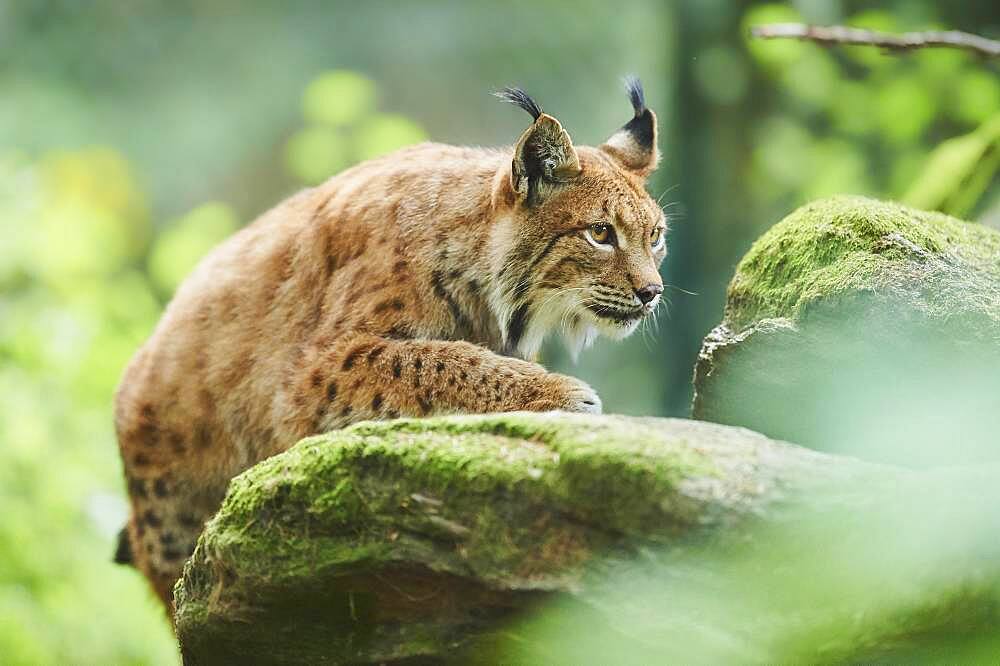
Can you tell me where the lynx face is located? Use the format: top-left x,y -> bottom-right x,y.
491,79 -> 666,358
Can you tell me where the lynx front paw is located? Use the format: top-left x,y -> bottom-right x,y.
561,376 -> 603,414
526,374 -> 602,414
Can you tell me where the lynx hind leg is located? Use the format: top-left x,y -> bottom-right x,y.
125,474 -> 211,610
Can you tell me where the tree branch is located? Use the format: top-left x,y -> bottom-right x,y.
750,23 -> 1000,58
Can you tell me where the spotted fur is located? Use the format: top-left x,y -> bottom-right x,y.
115,79 -> 666,613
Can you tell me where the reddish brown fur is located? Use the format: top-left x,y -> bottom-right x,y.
115,85 -> 666,613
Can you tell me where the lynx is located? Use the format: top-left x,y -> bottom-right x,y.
114,78 -> 667,610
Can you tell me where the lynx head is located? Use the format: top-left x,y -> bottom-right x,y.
490,77 -> 666,360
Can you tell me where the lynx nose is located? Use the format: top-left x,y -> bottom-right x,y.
635,284 -> 663,305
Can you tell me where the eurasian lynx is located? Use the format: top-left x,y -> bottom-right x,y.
115,78 -> 666,610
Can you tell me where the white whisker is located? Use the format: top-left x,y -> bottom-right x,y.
663,282 -> 698,296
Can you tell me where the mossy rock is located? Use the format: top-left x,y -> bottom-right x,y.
174,413 -> 1000,663
693,196 -> 1000,463
173,413 -> 846,663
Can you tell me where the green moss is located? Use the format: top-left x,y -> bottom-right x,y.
184,414 -> 721,589
213,413 -> 718,542
175,414 -> 809,661
725,195 -> 1000,332
179,411 -> 1000,663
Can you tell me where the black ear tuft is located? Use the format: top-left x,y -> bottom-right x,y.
623,75 -> 646,117
493,87 -> 542,121
600,76 -> 658,175
620,76 -> 654,149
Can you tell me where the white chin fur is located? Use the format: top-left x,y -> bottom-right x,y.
514,300 -> 640,361
592,315 -> 641,340
514,293 -> 578,360
510,291 -> 599,361
561,322 -> 598,362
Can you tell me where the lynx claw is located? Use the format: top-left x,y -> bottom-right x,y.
563,380 -> 602,414
539,374 -> 602,414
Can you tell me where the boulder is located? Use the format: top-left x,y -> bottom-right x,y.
173,413 -> 1000,663
692,196 -> 1000,463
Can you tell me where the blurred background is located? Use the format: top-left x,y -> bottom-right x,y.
1,0 -> 998,662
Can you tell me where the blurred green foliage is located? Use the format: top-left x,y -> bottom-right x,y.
741,4 -> 999,206
286,70 -> 427,184
904,113 -> 1000,218
148,202 -> 238,294
0,148 -> 177,661
499,470 -> 1000,663
0,64 -> 427,664
0,0 -> 997,662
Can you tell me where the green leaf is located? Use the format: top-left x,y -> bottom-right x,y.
903,114 -> 1000,218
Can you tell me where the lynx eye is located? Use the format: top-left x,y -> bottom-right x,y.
586,223 -> 615,247
650,227 -> 664,248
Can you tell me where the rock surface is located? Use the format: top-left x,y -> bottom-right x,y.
692,196 -> 1000,461
173,413 -> 854,663
173,413 -> 1000,663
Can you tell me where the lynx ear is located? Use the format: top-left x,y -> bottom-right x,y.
495,87 -> 581,205
600,76 -> 658,178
